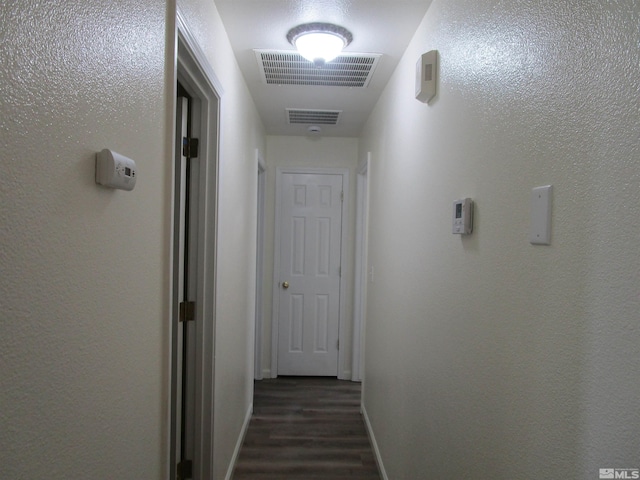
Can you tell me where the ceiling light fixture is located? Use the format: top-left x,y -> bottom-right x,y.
287,22 -> 353,68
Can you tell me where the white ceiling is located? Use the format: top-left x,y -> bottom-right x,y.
215,0 -> 433,137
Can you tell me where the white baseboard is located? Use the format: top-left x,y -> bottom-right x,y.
361,404 -> 389,480
224,402 -> 253,480
262,368 -> 272,378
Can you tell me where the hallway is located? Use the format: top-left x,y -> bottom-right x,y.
3,1 -> 639,477
232,377 -> 380,480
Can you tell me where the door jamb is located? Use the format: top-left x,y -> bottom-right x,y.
270,167 -> 350,379
352,153 -> 371,382
254,150 -> 266,380
169,8 -> 222,480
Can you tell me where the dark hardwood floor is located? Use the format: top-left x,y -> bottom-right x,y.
232,377 -> 381,480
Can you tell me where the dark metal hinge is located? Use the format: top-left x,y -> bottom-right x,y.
179,301 -> 195,322
177,459 -> 193,479
182,137 -> 199,158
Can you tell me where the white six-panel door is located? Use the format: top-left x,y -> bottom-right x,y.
277,173 -> 343,376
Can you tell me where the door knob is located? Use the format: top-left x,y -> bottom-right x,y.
282,281 -> 289,289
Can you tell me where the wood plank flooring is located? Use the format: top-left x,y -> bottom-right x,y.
232,377 -> 381,480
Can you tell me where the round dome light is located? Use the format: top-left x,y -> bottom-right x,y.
287,23 -> 353,67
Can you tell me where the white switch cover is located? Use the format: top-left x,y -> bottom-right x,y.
530,185 -> 552,245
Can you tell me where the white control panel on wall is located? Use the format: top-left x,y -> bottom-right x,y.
95,148 -> 137,191
530,185 -> 552,245
415,50 -> 438,103
452,198 -> 473,235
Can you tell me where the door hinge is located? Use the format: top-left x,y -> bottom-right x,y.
337,338 -> 340,350
340,190 -> 344,202
177,459 -> 193,479
179,301 -> 195,322
182,137 -> 199,158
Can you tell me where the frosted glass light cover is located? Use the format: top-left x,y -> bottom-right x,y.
295,33 -> 345,64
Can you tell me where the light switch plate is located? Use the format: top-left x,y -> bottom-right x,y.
530,185 -> 552,245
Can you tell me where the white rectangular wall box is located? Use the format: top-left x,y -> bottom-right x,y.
530,185 -> 552,245
415,50 -> 438,103
452,198 -> 473,234
95,149 -> 137,191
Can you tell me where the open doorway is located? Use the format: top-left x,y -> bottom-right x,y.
170,18 -> 222,480
172,83 -> 200,480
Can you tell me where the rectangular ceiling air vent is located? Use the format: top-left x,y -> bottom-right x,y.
286,108 -> 342,125
255,50 -> 381,87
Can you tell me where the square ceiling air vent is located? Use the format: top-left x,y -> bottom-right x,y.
286,108 -> 342,125
255,50 -> 381,87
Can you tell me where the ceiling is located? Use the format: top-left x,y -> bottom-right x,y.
215,0 -> 433,137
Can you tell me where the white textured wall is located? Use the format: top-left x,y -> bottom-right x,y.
360,0 -> 640,478
0,0 -> 168,478
0,0 -> 264,477
178,1 -> 265,478
263,136 -> 358,378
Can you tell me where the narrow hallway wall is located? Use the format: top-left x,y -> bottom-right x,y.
178,1 -> 266,477
359,0 -> 640,478
1,0 -> 168,477
0,0 -> 265,477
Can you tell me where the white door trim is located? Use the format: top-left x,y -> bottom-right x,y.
352,153 -> 371,383
176,7 -> 224,96
271,167 -> 350,379
254,149 -> 266,380
170,8 -> 221,480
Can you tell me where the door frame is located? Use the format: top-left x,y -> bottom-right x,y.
254,149 -> 266,380
169,8 -> 222,480
270,167 -> 350,379
352,153 -> 371,382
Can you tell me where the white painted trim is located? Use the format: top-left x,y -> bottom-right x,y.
337,168 -> 350,381
352,154 -> 370,382
270,166 -> 281,378
176,7 -> 224,97
224,403 -> 253,480
357,154 -> 370,176
257,149 -> 266,171
271,167 -> 350,379
165,8 -> 177,479
171,13 -> 222,480
254,149 -> 266,380
362,404 -> 389,480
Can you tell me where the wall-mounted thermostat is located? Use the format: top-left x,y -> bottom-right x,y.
95,148 -> 137,191
415,50 -> 438,103
452,198 -> 473,235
